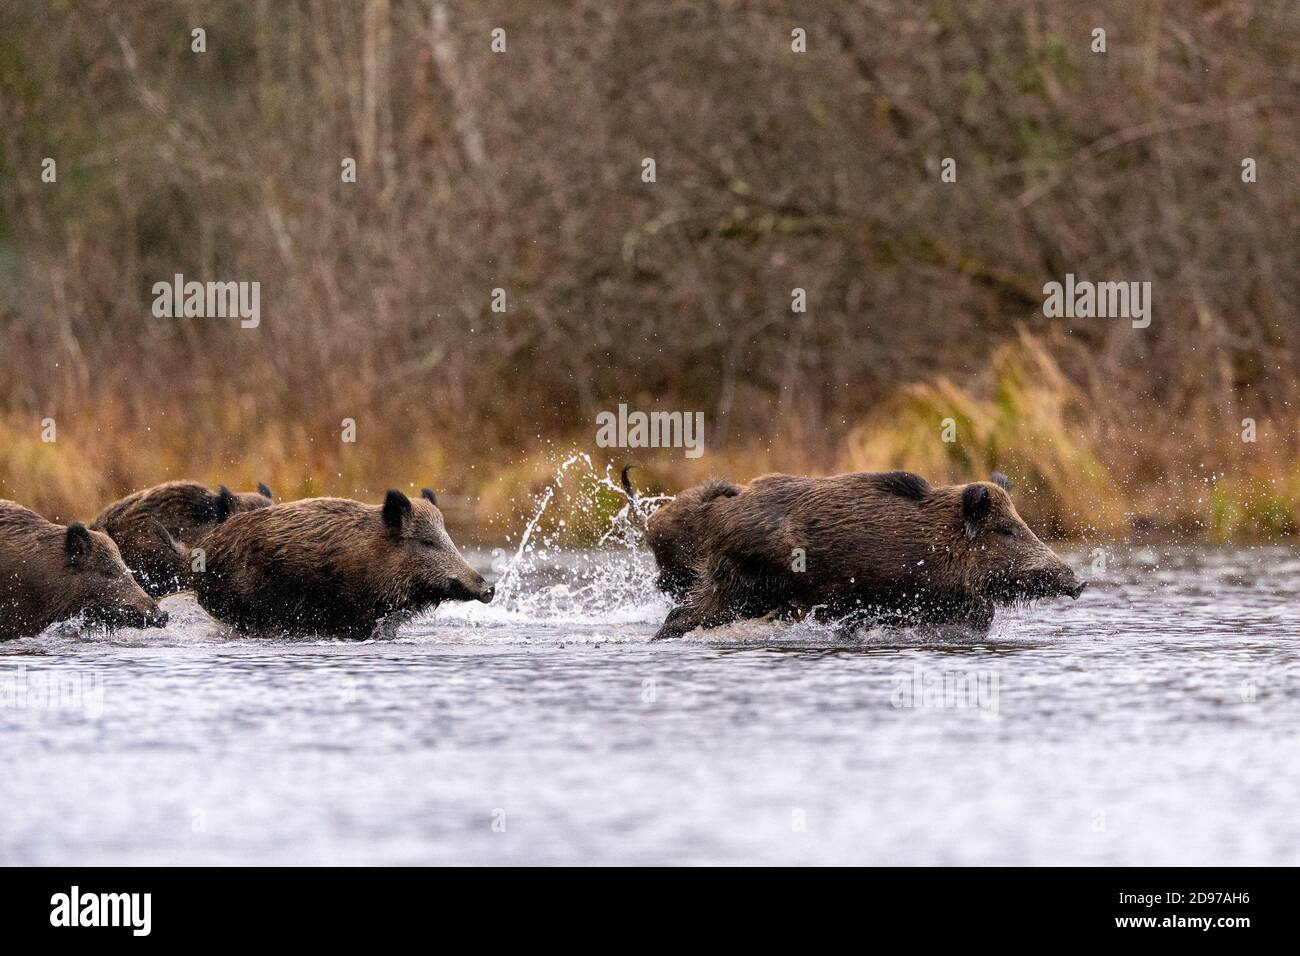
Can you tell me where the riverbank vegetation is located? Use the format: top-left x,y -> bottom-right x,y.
2,1 -> 1296,542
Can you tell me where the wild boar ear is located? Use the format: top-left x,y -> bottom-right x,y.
990,472 -> 1014,493
65,522 -> 94,564
257,482 -> 274,500
214,486 -> 237,522
382,490 -> 412,533
149,517 -> 182,552
961,484 -> 992,539
421,488 -> 437,506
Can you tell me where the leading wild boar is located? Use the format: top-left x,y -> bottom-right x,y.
92,480 -> 274,596
193,489 -> 494,638
0,500 -> 168,640
644,471 -> 1084,639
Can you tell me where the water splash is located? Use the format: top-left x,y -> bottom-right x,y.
436,454 -> 673,628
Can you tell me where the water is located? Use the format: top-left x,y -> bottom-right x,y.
2,474 -> 1298,863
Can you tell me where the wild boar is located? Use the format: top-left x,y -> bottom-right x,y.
92,481 -> 274,596
0,500 -> 168,640
193,489 -> 493,638
643,470 -> 1084,639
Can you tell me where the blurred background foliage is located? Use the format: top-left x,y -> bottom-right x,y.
0,0 -> 1296,542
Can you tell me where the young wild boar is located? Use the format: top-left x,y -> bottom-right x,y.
193,489 -> 494,638
0,500 -> 168,640
643,471 -> 1084,640
92,481 -> 274,596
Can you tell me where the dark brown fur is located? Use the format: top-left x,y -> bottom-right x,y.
643,477 -> 740,598
92,481 -> 273,596
646,471 -> 1084,639
193,490 -> 493,638
0,500 -> 167,640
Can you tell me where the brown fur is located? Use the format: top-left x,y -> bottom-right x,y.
92,481 -> 273,596
193,490 -> 493,638
0,500 -> 167,640
646,471 -> 1084,639
644,478 -> 740,597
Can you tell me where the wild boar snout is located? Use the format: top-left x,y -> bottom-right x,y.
1051,562 -> 1085,600
449,569 -> 493,603
92,591 -> 166,629
1013,548 -> 1086,600
119,590 -> 167,628
465,568 -> 495,603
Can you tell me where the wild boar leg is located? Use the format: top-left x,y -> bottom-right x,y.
653,604 -> 706,640
652,588 -> 739,640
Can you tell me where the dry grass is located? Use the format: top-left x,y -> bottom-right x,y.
4,335 -> 1297,544
0,397 -> 451,526
841,332 -> 1124,537
842,331 -> 1300,541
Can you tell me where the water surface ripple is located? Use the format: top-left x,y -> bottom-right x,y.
2,545 -> 1297,865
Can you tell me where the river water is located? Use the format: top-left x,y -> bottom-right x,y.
2,541 -> 1297,865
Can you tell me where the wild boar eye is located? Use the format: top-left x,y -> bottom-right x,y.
997,526 -> 1017,538
418,538 -> 437,548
